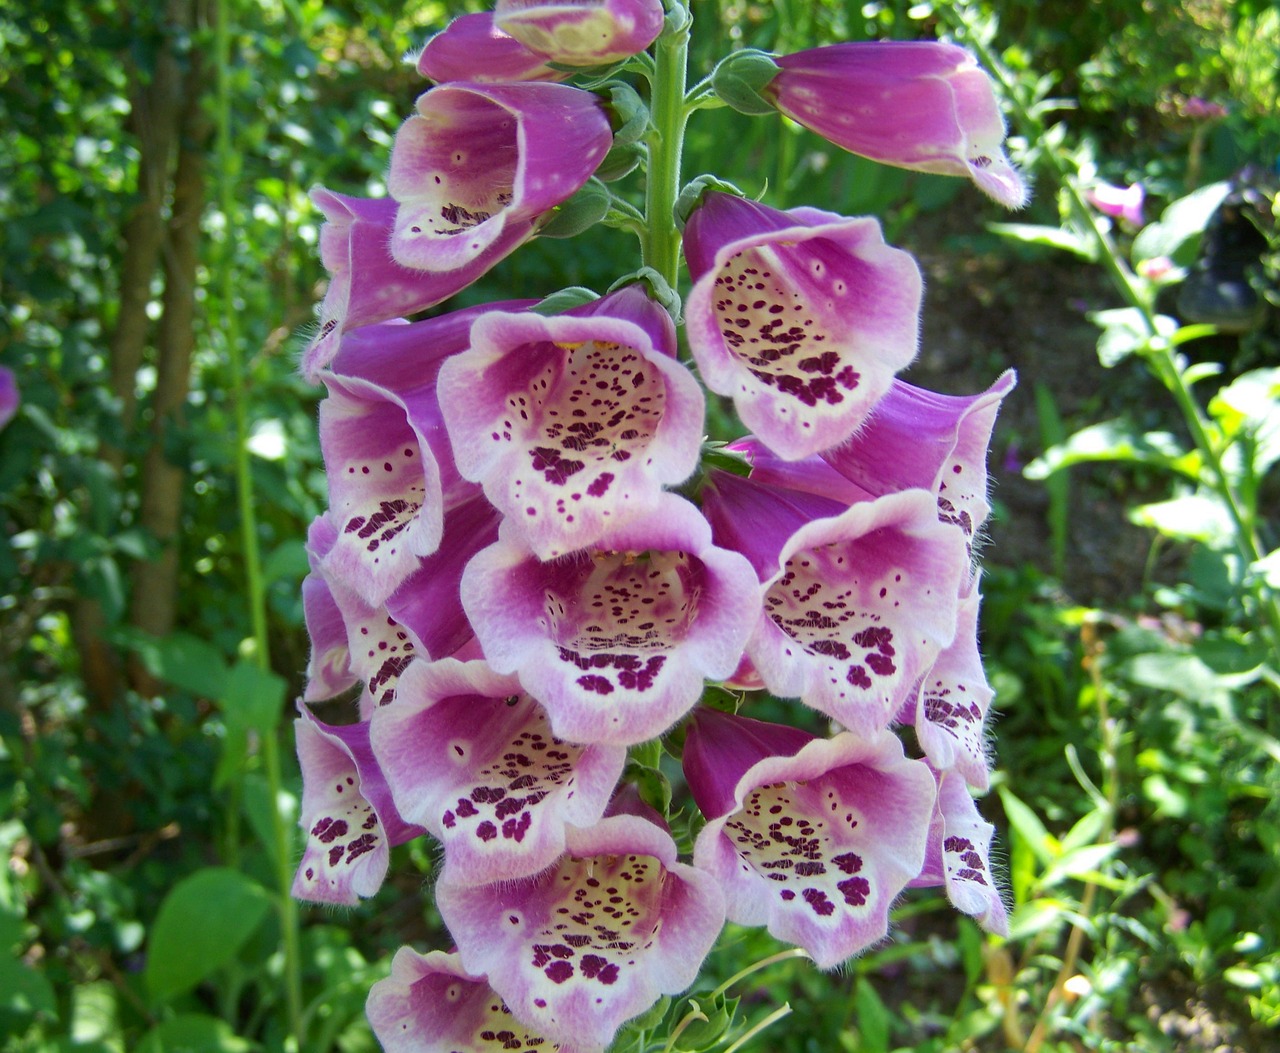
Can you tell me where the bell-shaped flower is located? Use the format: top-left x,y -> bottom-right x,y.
704,471 -> 967,736
435,801 -> 725,1050
461,493 -> 760,746
388,82 -> 611,273
683,192 -> 922,460
1086,181 -> 1145,227
371,658 -> 627,885
494,0 -> 665,66
292,707 -> 425,905
367,946 -> 600,1053
417,12 -> 570,84
764,42 -> 1028,208
739,370 -> 1015,558
0,365 -> 17,431
302,514 -> 358,704
684,708 -> 935,968
301,189 -> 536,381
909,579 -> 994,790
911,769 -> 1008,936
438,285 -> 704,558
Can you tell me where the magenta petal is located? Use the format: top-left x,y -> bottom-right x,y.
767,42 -> 1028,208
0,366 -> 18,431
821,371 -> 1016,553
748,489 -> 968,735
683,193 -> 922,459
367,947 -> 599,1053
417,12 -> 570,84
302,515 -> 357,702
688,725 -> 935,968
371,658 -> 626,885
461,494 -> 761,746
494,0 -> 665,65
438,288 -> 703,558
292,708 -> 424,905
388,83 -> 611,272
912,579 -> 994,790
300,189 -> 536,382
437,813 -> 725,1050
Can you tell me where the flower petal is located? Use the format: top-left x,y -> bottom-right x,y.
494,0 -> 665,66
461,494 -> 760,745
302,514 -> 358,703
372,658 -> 627,885
437,811 -> 725,1049
417,12 -> 570,84
388,83 -> 611,272
438,286 -> 703,558
683,193 -> 921,459
685,710 -> 935,968
292,708 -> 424,905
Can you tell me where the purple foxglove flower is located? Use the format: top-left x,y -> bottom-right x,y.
438,285 -> 704,558
302,514 -> 358,703
494,0 -> 665,66
764,42 -> 1028,208
684,709 -> 935,968
683,192 -> 922,460
911,770 -> 1008,936
0,366 -> 17,431
371,658 -> 627,885
704,472 -> 967,736
301,189 -> 536,381
417,12 -> 570,84
292,707 -> 425,905
388,82 -> 611,273
367,947 -> 601,1053
461,494 -> 760,746
1086,181 -> 1145,227
731,371 -> 1015,558
436,808 -> 725,1050
909,579 -> 994,790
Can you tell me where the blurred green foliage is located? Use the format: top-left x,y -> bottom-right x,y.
1,1 -> 1277,1051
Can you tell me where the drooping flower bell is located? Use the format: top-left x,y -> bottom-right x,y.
371,658 -> 627,885
367,947 -> 600,1053
388,82 -> 612,272
494,0 -> 665,67
435,792 -> 725,1050
683,708 -> 936,968
292,706 -> 425,905
1085,181 -> 1145,227
417,12 -> 570,84
461,493 -> 761,746
704,471 -> 967,736
683,192 -> 922,460
437,285 -> 705,558
300,190 -> 536,381
763,42 -> 1028,208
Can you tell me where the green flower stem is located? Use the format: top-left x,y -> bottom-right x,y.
215,0 -> 305,1045
943,4 -> 1280,648
643,8 -> 691,295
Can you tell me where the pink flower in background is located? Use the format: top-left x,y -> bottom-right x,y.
494,0 -> 665,66
684,708 -> 936,968
388,82 -> 611,272
0,366 -> 17,431
367,947 -> 601,1053
765,42 -> 1028,208
371,658 -> 627,885
438,285 -> 705,558
683,192 -> 922,460
417,12 -> 570,84
1086,181 -> 1145,227
292,707 -> 424,905
436,797 -> 725,1050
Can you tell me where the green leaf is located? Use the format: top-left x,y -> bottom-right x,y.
997,787 -> 1056,867
1129,492 -> 1234,546
1040,842 -> 1121,888
1208,367 -> 1280,479
853,977 -> 891,1053
1089,308 -> 1176,367
136,1013 -> 257,1053
1023,420 -> 1189,480
219,659 -> 287,738
145,868 -> 271,1005
1132,181 -> 1231,263
0,954 -> 58,1020
989,221 -> 1096,259
115,630 -> 231,699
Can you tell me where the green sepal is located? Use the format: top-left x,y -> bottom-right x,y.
532,287 -> 601,315
595,141 -> 645,182
606,82 -> 650,144
675,173 -> 746,228
607,266 -> 682,319
538,179 -> 611,239
711,48 -> 780,116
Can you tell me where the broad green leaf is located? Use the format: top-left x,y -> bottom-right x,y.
988,221 -> 1096,259
1208,367 -> 1280,478
1090,308 -> 1176,367
145,868 -> 271,1005
1129,492 -> 1234,546
219,659 -> 287,738
853,977 -> 891,1053
115,630 -> 230,699
1132,181 -> 1231,263
0,954 -> 57,1020
1023,420 -> 1188,480
997,787 -> 1057,867
1040,842 -> 1122,888
137,1013 -> 256,1053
